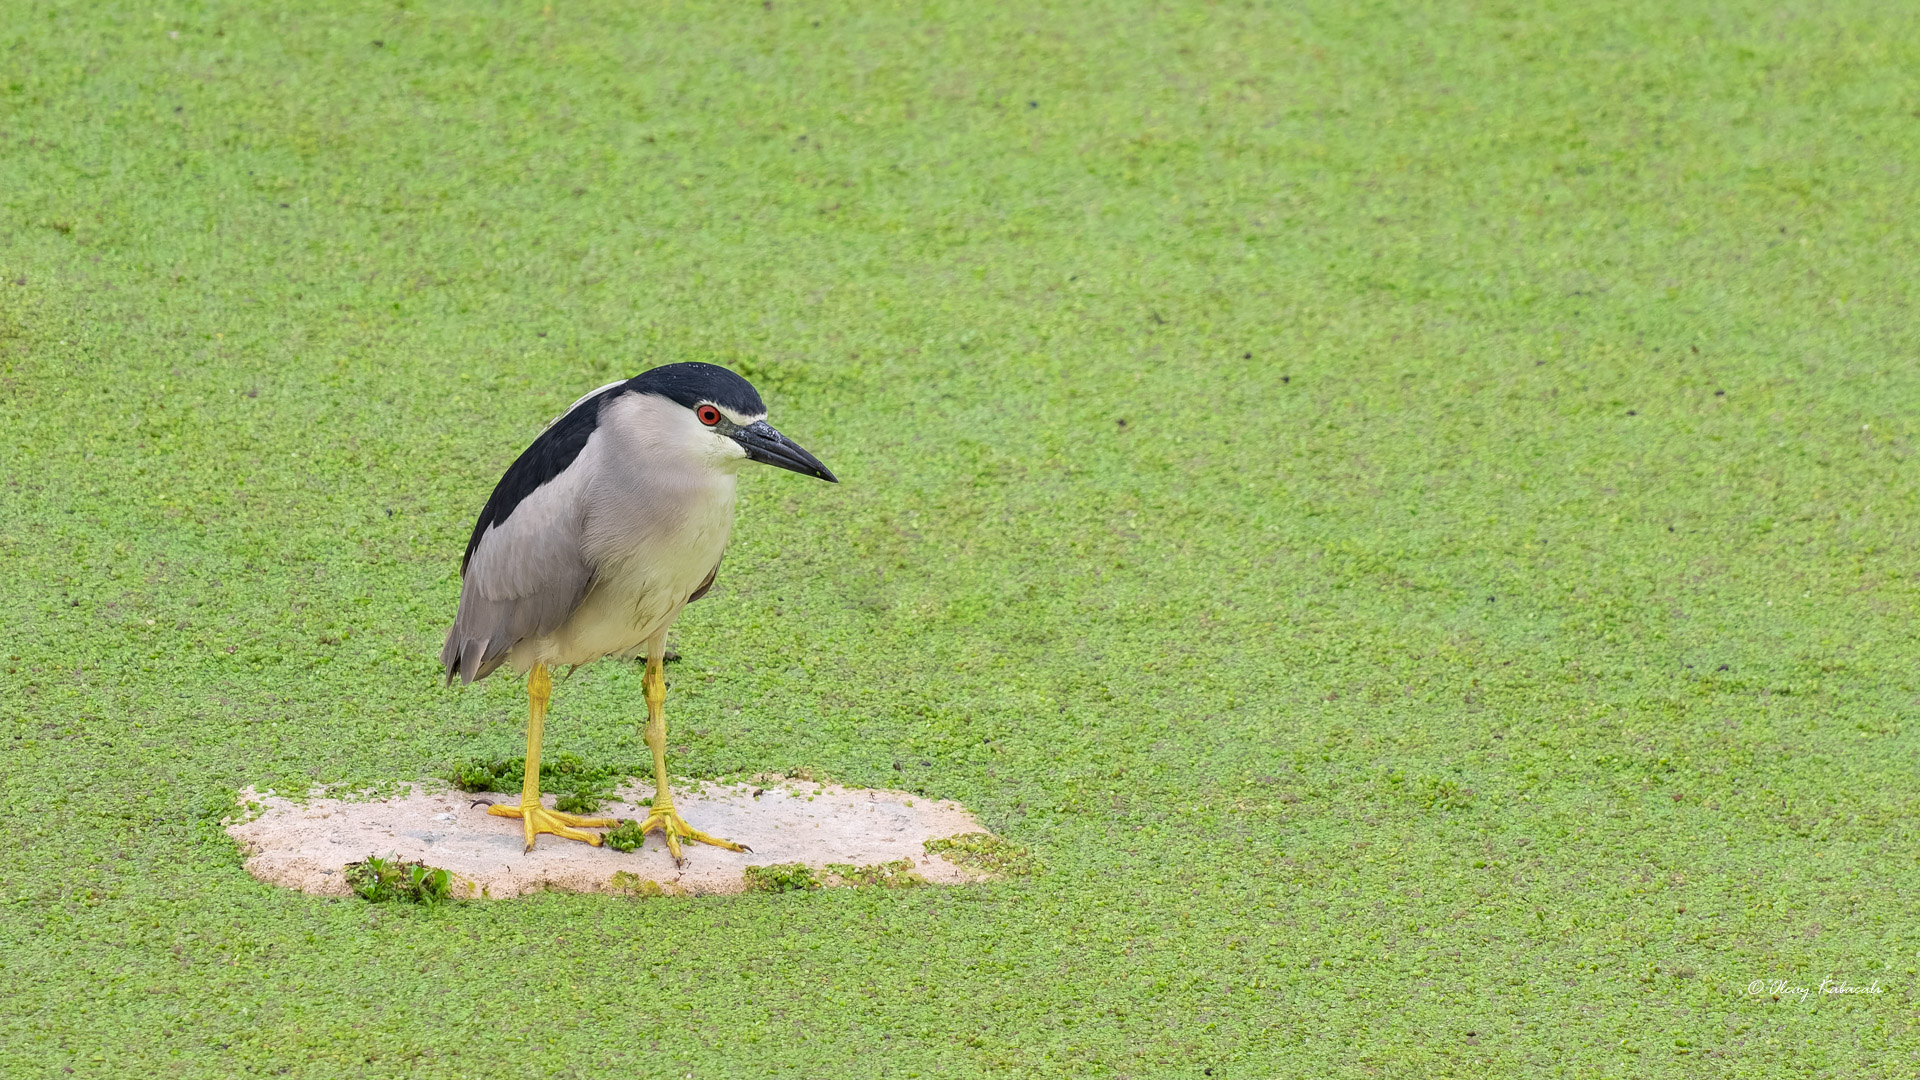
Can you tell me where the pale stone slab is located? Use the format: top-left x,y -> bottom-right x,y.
227,778 -> 991,899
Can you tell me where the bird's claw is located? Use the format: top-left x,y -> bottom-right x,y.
488,801 -> 617,852
636,801 -> 747,863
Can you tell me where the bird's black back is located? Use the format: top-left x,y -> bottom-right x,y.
461,384 -> 622,573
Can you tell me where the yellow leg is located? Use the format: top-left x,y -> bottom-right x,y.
635,652 -> 747,863
488,663 -> 616,851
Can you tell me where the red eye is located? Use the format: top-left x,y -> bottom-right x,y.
697,405 -> 721,426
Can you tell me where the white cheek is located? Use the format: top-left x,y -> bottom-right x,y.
707,433 -> 749,468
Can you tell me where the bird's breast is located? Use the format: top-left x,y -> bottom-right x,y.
584,471 -> 738,616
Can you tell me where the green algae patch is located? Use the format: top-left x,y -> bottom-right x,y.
741,863 -> 819,893
607,870 -> 666,898
5,0 -> 1919,1073
449,754 -> 630,814
923,833 -> 1041,878
823,860 -> 928,889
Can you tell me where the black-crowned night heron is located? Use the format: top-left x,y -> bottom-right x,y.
441,362 -> 835,859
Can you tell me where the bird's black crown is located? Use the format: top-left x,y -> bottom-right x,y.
626,362 -> 766,417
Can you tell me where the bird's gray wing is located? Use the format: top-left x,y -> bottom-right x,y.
441,477 -> 594,683
441,389 -> 621,684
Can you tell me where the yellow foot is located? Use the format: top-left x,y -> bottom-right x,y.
638,802 -> 748,864
488,801 -> 617,852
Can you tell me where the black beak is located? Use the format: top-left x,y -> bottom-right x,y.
733,420 -> 837,483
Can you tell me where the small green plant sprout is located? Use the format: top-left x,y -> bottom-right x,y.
604,819 -> 647,852
343,854 -> 456,906
742,862 -> 818,893
607,870 -> 665,898
923,833 -> 1040,877
823,859 -> 927,889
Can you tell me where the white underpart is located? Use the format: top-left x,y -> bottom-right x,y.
507,392 -> 749,672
